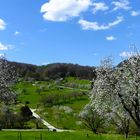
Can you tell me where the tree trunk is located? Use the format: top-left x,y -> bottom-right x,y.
125,132 -> 129,139
92,128 -> 98,134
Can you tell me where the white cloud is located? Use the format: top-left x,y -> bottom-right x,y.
0,18 -> 6,30
92,2 -> 109,14
120,50 -> 140,58
0,42 -> 14,51
42,62 -> 50,65
0,53 -> 5,57
40,0 -> 91,22
14,31 -> 20,35
131,10 -> 140,16
112,0 -> 131,11
120,51 -> 134,58
78,16 -> 124,31
0,42 -> 9,50
106,36 -> 116,41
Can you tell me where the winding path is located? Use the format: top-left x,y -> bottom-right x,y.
31,109 -> 72,132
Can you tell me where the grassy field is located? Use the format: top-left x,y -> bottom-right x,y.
15,77 -> 90,107
1,78 -> 139,139
14,77 -> 90,129
37,98 -> 89,129
0,131 -> 139,140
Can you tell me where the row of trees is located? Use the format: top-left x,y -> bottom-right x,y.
44,63 -> 95,80
41,92 -> 86,107
80,52 -> 140,138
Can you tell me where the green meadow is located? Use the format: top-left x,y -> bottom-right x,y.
14,77 -> 90,129
0,131 -> 139,140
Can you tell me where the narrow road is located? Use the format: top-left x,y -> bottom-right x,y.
57,86 -> 89,92
31,109 -> 72,132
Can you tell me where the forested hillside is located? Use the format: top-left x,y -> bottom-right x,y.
10,61 -> 95,80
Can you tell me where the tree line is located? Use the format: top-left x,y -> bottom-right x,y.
41,91 -> 87,107
10,62 -> 95,80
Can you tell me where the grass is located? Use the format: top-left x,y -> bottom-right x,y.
37,99 -> 89,130
63,77 -> 91,85
13,78 -> 90,130
15,79 -> 89,108
4,78 -> 139,139
62,77 -> 91,90
0,131 -> 139,140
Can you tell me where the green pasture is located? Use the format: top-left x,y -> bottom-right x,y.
0,131 -> 139,140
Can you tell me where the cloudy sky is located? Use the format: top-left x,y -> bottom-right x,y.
0,0 -> 140,66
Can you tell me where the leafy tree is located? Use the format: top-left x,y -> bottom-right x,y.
20,105 -> 32,120
79,105 -> 105,134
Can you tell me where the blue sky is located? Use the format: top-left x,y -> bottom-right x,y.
0,0 -> 140,66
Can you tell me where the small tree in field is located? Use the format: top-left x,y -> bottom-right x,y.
20,105 -> 32,121
79,104 -> 105,134
0,57 -> 17,104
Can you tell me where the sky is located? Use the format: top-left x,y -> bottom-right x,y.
0,0 -> 140,66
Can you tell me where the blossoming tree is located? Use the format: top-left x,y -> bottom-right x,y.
0,57 -> 17,104
84,54 -> 140,137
